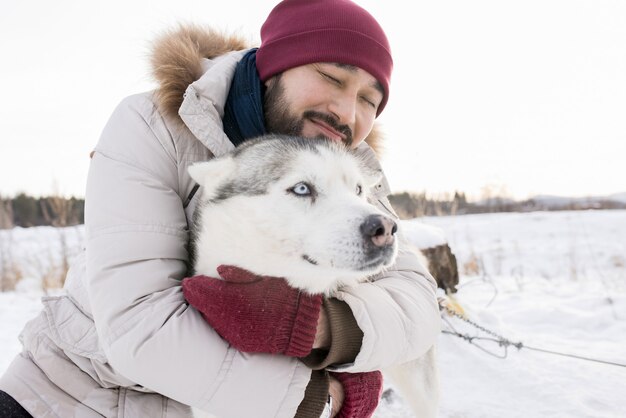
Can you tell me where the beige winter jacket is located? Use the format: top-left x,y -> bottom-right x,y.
0,26 -> 440,418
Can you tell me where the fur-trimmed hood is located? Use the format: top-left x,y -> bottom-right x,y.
150,25 -> 384,155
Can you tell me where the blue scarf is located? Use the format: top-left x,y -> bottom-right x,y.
222,49 -> 267,147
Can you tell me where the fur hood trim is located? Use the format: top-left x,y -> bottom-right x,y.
150,24 -> 384,156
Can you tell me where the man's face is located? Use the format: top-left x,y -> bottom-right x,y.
263,63 -> 384,148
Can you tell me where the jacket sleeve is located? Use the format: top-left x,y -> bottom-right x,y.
85,94 -> 310,418
330,226 -> 441,372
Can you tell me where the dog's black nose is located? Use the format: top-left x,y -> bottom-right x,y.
360,214 -> 397,247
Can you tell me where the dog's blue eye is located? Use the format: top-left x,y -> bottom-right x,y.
291,182 -> 311,196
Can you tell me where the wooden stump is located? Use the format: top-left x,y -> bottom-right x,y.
421,243 -> 459,293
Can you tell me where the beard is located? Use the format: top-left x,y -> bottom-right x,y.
263,75 -> 353,147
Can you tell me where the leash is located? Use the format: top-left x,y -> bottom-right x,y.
438,298 -> 626,368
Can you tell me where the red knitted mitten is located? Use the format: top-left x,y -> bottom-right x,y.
330,371 -> 383,418
182,265 -> 322,357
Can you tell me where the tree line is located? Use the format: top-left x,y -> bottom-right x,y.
2,191 -> 624,228
2,191 -> 463,228
388,191 -> 626,219
388,190 -> 526,218
0,194 -> 84,229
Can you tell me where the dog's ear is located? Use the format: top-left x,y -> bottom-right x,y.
352,143 -> 385,190
188,157 -> 236,191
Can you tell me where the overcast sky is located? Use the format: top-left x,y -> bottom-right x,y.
1,0 -> 625,200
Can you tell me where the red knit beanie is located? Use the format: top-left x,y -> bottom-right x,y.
256,0 -> 393,116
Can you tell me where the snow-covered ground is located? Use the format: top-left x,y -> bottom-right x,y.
1,210 -> 625,417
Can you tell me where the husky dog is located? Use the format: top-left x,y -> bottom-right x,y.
188,135 -> 438,417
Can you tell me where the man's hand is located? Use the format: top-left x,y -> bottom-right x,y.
328,375 -> 345,417
313,305 -> 331,349
182,265 -> 323,357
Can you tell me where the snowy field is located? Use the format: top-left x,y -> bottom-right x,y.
1,210 -> 625,417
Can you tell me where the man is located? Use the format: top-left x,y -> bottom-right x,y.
0,1 -> 440,417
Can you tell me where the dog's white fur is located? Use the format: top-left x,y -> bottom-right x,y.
189,136 -> 438,417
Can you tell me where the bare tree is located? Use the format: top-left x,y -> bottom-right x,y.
40,190 -> 72,289
0,197 -> 14,229
0,230 -> 22,291
0,197 -> 18,291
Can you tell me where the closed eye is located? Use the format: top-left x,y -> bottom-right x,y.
360,95 -> 376,109
320,71 -> 342,86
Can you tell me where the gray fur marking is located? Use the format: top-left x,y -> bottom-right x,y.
209,135 -> 335,203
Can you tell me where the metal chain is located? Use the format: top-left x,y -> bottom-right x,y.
440,303 -> 523,349
439,300 -> 626,368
